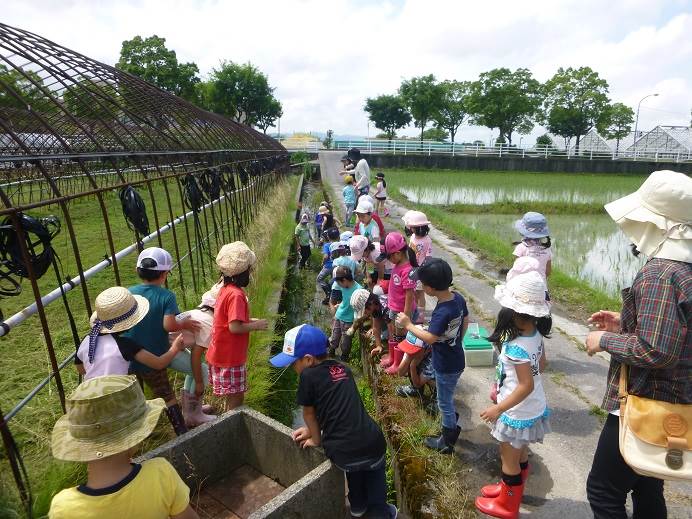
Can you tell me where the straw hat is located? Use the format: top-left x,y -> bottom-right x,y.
89,287 -> 149,334
494,271 -> 550,317
604,170 -> 691,262
216,241 -> 257,277
51,375 -> 165,462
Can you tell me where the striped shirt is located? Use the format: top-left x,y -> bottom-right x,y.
599,258 -> 692,411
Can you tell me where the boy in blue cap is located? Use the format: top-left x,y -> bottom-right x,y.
270,325 -> 396,519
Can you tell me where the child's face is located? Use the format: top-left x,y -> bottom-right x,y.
357,213 -> 371,224
388,249 -> 405,264
293,355 -> 316,374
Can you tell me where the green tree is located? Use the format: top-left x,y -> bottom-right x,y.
363,94 -> 411,140
116,35 -> 200,102
422,127 -> 449,141
542,66 -> 611,154
0,64 -> 51,111
206,61 -> 275,125
255,95 -> 283,134
597,102 -> 634,154
536,133 -> 553,148
322,129 -> 334,149
398,75 -> 444,141
433,80 -> 471,143
467,68 -> 542,145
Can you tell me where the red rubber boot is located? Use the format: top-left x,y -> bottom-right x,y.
384,345 -> 403,375
379,353 -> 392,368
481,464 -> 529,498
475,480 -> 523,519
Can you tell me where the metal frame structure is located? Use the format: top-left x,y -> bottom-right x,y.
0,22 -> 287,515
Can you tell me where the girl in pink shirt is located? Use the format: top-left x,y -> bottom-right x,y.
512,212 -> 552,282
404,211 -> 433,322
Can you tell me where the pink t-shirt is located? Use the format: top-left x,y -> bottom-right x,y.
409,235 -> 432,267
513,240 -> 552,280
388,262 -> 417,312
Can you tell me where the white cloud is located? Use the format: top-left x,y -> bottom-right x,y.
2,0 -> 690,143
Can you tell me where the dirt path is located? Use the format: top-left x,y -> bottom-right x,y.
319,151 -> 691,519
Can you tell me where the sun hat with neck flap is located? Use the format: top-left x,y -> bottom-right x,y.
604,170 -> 691,263
216,241 -> 257,277
51,375 -> 166,462
494,270 -> 550,317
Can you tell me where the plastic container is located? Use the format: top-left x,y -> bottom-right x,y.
463,325 -> 495,367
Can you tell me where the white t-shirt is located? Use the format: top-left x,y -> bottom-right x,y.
76,334 -> 142,380
496,331 -> 547,426
353,159 -> 371,189
176,308 -> 214,348
513,240 -> 552,281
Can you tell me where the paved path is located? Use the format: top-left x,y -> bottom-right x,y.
318,151 -> 691,518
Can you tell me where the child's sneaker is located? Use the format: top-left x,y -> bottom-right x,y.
395,384 -> 423,398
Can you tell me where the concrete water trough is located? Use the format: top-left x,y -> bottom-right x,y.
137,407 -> 345,518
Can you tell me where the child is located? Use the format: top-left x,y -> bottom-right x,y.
270,325 -> 396,519
294,213 -> 315,269
75,286 -> 187,380
207,242 -> 268,411
354,195 -> 386,240
318,228 -> 341,304
396,258 -> 468,454
381,232 -> 418,375
49,375 -> 198,519
328,266 -> 362,362
125,247 -> 200,436
513,212 -> 552,281
475,270 -> 551,519
172,283 -> 221,428
405,211 -> 433,321
394,327 -> 436,402
339,230 -> 353,244
354,201 -> 381,245
374,172 -> 388,216
349,288 -> 386,356
343,175 -> 357,227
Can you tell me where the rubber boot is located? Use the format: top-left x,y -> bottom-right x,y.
481,464 -> 529,498
183,390 -> 216,428
202,403 -> 215,414
475,480 -> 523,519
379,353 -> 392,368
165,404 -> 188,436
384,345 -> 403,375
424,425 -> 460,454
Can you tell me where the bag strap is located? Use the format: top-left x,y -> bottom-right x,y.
618,363 -> 629,418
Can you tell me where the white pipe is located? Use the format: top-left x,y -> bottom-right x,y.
0,178 -> 259,338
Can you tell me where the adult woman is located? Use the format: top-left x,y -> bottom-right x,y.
584,170 -> 691,519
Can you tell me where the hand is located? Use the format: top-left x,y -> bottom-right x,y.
586,331 -> 605,356
301,437 -> 319,449
587,311 -> 621,333
364,329 -> 374,339
172,335 -> 187,352
251,318 -> 269,331
291,426 -> 311,444
370,345 -> 383,358
480,404 -> 502,423
395,312 -> 411,329
183,319 -> 201,333
194,383 -> 204,398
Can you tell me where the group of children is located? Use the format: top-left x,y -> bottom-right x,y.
49,167 -> 556,519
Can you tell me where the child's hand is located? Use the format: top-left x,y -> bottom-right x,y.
395,312 -> 411,329
370,345 -> 383,358
172,334 -> 188,352
251,318 -> 269,331
183,319 -> 201,333
301,437 -> 319,449
480,404 -> 502,424
292,426 -> 311,444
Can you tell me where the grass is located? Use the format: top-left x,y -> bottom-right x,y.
0,175 -> 299,517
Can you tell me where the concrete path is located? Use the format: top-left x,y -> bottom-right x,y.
318,151 -> 691,519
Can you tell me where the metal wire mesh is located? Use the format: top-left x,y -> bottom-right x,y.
0,22 -> 289,515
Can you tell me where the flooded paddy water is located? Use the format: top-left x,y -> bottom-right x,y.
391,170 -> 648,298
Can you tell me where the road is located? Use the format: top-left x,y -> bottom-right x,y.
318,150 -> 691,519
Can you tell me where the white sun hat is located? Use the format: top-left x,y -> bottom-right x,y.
349,235 -> 369,261
354,200 -> 374,214
604,170 -> 691,262
494,271 -> 550,317
350,288 -> 372,319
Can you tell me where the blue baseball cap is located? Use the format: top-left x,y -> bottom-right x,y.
269,325 -> 328,367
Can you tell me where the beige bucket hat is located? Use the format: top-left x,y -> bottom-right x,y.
604,170 -> 691,262
494,271 -> 550,317
216,241 -> 257,277
51,375 -> 165,462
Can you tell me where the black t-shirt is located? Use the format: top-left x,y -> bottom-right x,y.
296,360 -> 385,466
74,333 -> 143,365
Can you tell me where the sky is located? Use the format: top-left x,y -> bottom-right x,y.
2,0 -> 691,144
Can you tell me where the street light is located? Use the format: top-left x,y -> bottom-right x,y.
633,93 -> 659,158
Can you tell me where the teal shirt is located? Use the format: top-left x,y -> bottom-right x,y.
124,284 -> 179,373
335,281 -> 362,323
331,256 -> 359,290
294,223 -> 311,246
343,185 -> 357,206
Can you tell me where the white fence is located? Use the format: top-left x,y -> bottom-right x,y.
330,139 -> 692,163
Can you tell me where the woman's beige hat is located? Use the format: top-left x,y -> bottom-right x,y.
51,375 -> 165,462
216,241 -> 257,277
604,170 -> 691,262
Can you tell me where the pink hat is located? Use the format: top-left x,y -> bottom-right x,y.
349,235 -> 369,261
506,257 -> 541,281
384,232 -> 407,253
407,211 -> 430,227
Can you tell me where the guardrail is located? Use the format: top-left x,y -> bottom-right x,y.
332,139 -> 692,163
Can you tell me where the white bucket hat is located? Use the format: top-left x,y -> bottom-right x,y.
407,211 -> 431,227
349,235 -> 369,261
350,288 -> 372,319
604,170 -> 691,262
354,200 -> 374,214
216,241 -> 257,277
494,271 -> 550,317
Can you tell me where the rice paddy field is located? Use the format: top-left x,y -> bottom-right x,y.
384,168 -> 650,313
